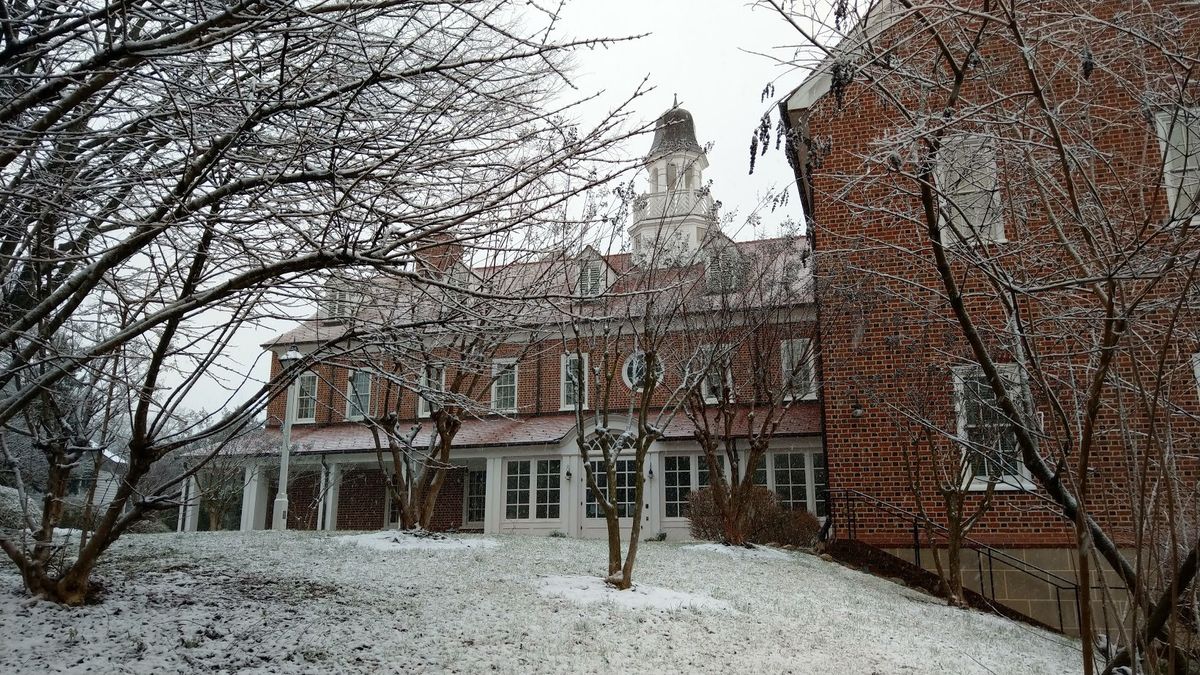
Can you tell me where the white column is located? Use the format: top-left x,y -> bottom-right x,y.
181,475 -> 200,532
323,462 -> 341,531
240,464 -> 269,531
483,456 -> 503,535
562,455 -> 581,538
315,461 -> 328,530
645,448 -> 662,537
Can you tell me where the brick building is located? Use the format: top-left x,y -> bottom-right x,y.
197,106 -> 823,540
780,0 -> 1200,631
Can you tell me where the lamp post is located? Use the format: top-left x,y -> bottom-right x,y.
273,344 -> 303,531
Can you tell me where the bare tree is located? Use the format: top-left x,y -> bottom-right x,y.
0,0 -> 641,604
768,0 -> 1200,670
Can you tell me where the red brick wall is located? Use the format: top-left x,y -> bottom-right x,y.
336,468 -> 387,530
428,467 -> 465,531
263,471 -> 322,531
794,0 -> 1200,548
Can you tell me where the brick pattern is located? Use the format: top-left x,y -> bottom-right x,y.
795,1 -> 1200,548
336,468 -> 387,530
428,467 -> 465,531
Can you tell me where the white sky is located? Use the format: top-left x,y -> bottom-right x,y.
176,1 -> 809,417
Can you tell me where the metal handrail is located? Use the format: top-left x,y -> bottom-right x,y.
827,487 -> 1122,634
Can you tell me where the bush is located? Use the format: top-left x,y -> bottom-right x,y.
126,517 -> 172,534
688,486 -> 821,548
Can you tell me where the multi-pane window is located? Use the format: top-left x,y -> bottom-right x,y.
505,459 -> 560,520
781,338 -> 816,400
418,364 -> 445,418
586,459 -> 636,518
346,370 -> 371,420
465,469 -> 486,524
664,456 -> 692,518
813,453 -> 827,518
1157,107 -> 1200,224
706,250 -> 741,293
505,461 -> 530,519
697,455 -> 725,487
936,134 -> 1004,244
295,372 -> 318,422
773,452 -> 809,511
954,365 -> 1024,483
492,360 -> 518,413
578,261 -> 604,297
560,353 -> 589,410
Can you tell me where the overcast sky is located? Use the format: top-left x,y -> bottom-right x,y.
175,1 -> 810,417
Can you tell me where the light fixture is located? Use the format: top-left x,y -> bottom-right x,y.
565,469 -> 573,481
648,466 -> 655,480
851,402 -> 864,418
279,343 -> 302,369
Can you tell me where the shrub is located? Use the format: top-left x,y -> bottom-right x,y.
688,486 -> 821,548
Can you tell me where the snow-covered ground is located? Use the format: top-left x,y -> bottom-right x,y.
0,531 -> 1083,674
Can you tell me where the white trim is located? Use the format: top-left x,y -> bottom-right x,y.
935,133 -> 1006,246
294,371 -> 318,423
559,352 -> 589,411
577,260 -> 604,297
345,369 -> 371,421
781,338 -> 817,401
621,351 -> 663,390
951,364 -> 1033,492
491,358 -> 518,414
698,344 -> 733,404
417,364 -> 445,418
1155,107 -> 1200,228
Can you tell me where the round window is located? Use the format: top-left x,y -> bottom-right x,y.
622,351 -> 664,390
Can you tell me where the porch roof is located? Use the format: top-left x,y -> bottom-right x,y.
255,403 -> 821,457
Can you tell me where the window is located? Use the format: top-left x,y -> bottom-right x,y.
649,167 -> 659,192
706,249 -> 741,293
1157,107 -> 1200,225
321,288 -> 353,324
698,345 -> 732,403
622,351 -> 664,390
295,371 -> 318,422
664,456 -> 692,518
586,459 -> 637,518
504,459 -> 561,520
953,365 -> 1026,487
560,353 -> 589,410
936,134 -> 1004,244
465,469 -> 486,525
781,338 -> 816,400
346,370 -> 371,421
491,360 -> 518,413
697,455 -> 725,487
773,452 -> 809,511
417,364 -> 445,418
667,163 -> 677,189
813,453 -> 827,518
577,261 -> 604,297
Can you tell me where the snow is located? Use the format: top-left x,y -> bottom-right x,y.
0,531 -> 1084,673
336,530 -> 499,551
684,542 -> 794,561
539,574 -> 732,611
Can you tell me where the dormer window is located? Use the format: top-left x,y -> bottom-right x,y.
321,287 -> 353,325
706,249 -> 741,293
578,260 -> 604,297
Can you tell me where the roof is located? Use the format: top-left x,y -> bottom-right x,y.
252,403 -> 821,457
648,106 -> 704,158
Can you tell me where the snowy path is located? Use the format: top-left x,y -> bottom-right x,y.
0,531 -> 1082,674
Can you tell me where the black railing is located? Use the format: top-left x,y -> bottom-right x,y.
826,488 -> 1122,635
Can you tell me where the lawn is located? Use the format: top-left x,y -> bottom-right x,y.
0,530 -> 1083,674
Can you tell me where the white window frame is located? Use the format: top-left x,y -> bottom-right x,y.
671,450 -> 827,519
294,371 -> 318,423
585,458 -> 637,519
1155,107 -> 1200,227
321,288 -> 353,323
781,338 -> 817,401
504,459 -> 561,521
560,352 -> 589,411
952,364 -> 1033,492
662,455 -> 693,519
463,467 -> 486,527
417,364 -> 445,418
491,359 -> 518,414
935,133 -> 1005,246
698,344 -> 733,403
577,260 -> 604,297
345,369 -> 371,421
622,351 -> 664,391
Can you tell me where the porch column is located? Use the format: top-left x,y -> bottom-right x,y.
562,454 -> 581,538
483,456 -> 502,535
644,448 -> 662,538
178,475 -> 200,532
323,462 -> 341,531
315,460 -> 328,530
240,463 -> 269,531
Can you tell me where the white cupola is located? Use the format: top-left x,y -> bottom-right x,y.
630,101 -> 717,264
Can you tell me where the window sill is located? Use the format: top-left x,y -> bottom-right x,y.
294,419 -> 316,425
559,405 -> 589,413
964,476 -> 1035,492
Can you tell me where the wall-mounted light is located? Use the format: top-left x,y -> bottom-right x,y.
851,402 -> 865,418
565,469 -> 573,481
648,466 -> 655,480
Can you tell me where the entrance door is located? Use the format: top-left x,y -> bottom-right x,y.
579,459 -> 642,538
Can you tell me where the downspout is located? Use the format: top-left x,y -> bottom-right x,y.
778,99 -> 834,541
